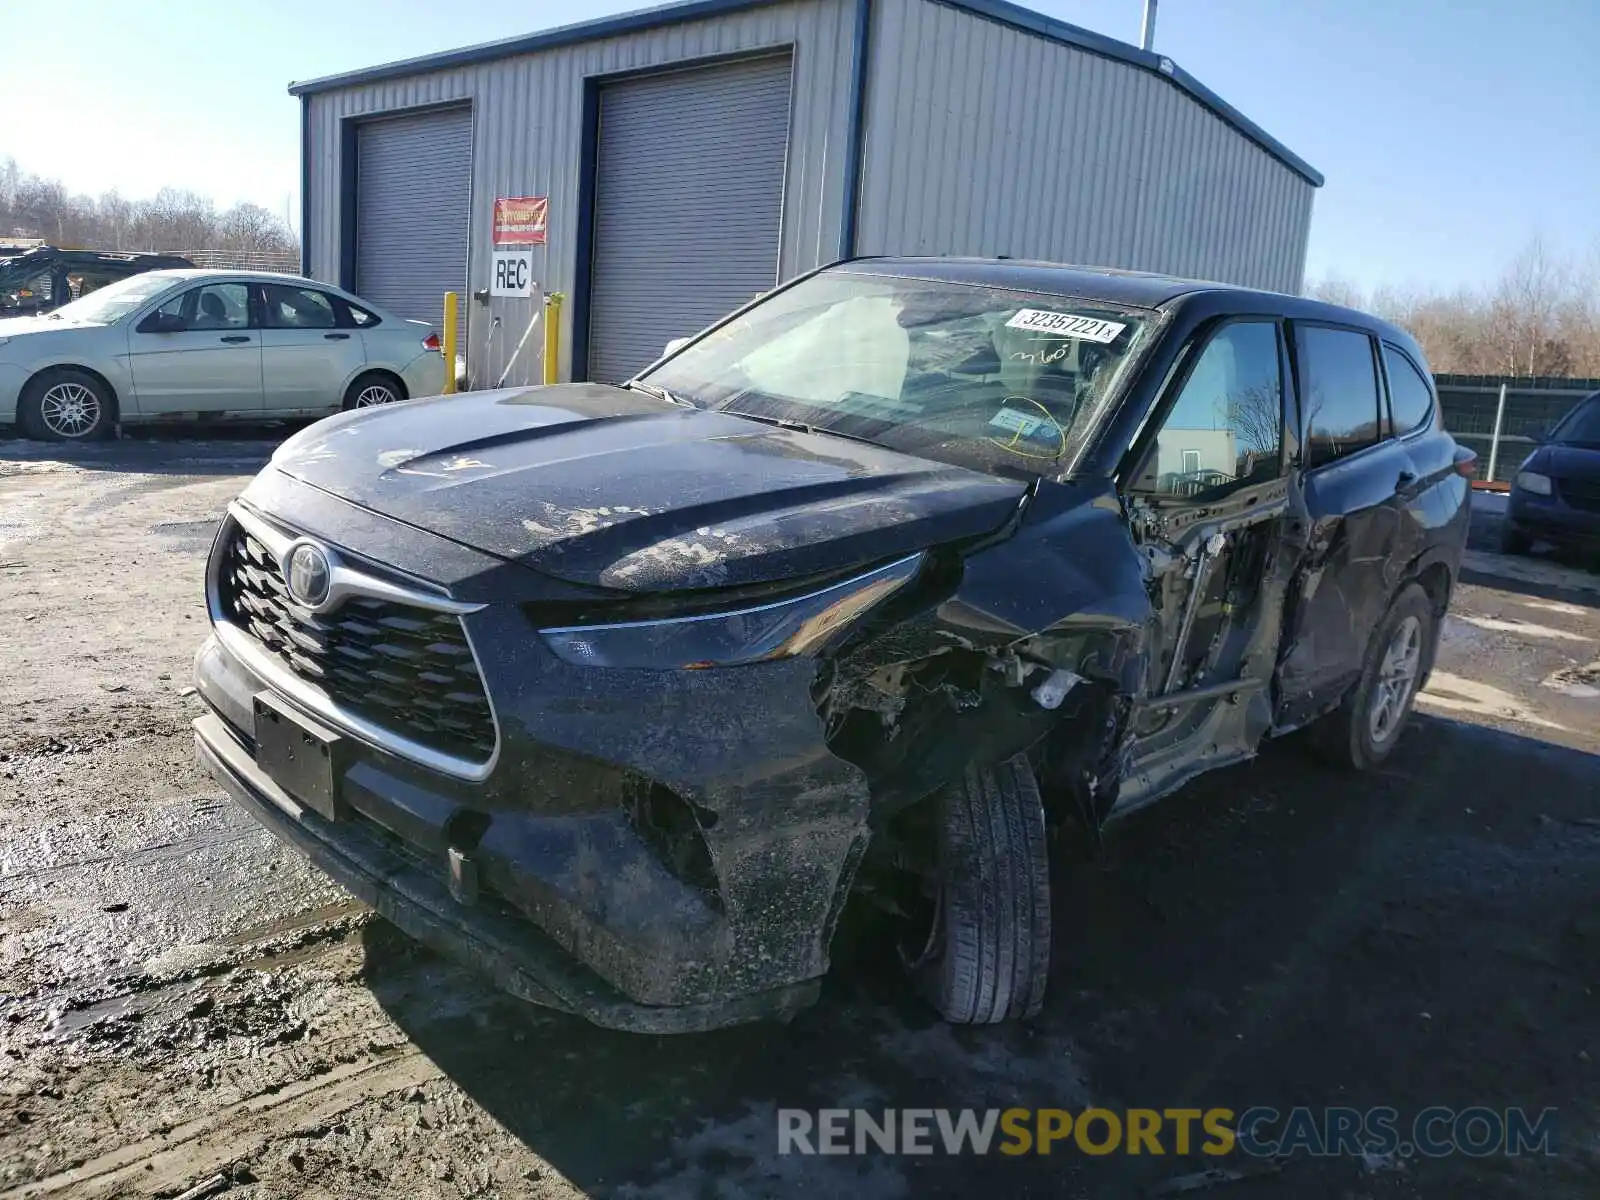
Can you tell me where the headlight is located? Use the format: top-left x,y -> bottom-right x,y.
1516,470 -> 1553,496
540,553 -> 923,669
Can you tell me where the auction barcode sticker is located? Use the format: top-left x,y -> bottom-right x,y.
989,407 -> 1047,437
1005,309 -> 1127,343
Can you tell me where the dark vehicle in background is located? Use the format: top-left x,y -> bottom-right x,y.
1503,389 -> 1600,556
193,258 -> 1475,1032
0,246 -> 195,317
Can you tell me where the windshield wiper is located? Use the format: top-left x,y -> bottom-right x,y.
627,380 -> 693,408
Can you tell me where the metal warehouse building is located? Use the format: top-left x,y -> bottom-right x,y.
290,0 -> 1322,389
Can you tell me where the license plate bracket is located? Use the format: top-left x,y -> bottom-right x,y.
253,693 -> 347,821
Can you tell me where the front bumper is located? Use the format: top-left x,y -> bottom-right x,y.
194,711 -> 818,1032
193,484 -> 875,1029
1507,492 -> 1600,549
0,361 -> 26,424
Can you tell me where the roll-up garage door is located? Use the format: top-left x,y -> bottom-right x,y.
355,106 -> 472,329
586,55 -> 792,384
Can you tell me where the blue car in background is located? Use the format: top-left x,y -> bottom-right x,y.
1504,390 -> 1600,557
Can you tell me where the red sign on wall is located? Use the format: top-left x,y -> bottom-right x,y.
493,196 -> 548,246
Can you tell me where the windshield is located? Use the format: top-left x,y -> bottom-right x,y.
1551,393 -> 1600,448
41,272 -> 178,324
640,270 -> 1152,478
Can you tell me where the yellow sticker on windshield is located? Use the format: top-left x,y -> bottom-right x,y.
1005,309 -> 1126,343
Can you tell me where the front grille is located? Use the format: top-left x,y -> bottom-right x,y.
218,523 -> 495,764
1558,479 -> 1600,514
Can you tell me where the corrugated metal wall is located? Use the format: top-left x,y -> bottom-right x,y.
302,0 -> 857,387
856,0 -> 1315,294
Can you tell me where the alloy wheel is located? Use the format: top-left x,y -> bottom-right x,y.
354,383 -> 398,408
40,382 -> 101,438
1368,614 -> 1423,746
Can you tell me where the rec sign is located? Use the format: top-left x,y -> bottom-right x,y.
491,250 -> 534,297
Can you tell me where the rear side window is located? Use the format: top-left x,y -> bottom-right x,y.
343,301 -> 380,327
1296,326 -> 1383,469
1382,346 -> 1434,436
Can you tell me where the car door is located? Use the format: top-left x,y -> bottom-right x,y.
256,283 -> 366,414
1273,323 -> 1425,729
126,282 -> 264,416
1117,317 -> 1301,809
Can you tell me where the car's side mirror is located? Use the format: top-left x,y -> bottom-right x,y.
663,336 -> 691,358
137,311 -> 186,334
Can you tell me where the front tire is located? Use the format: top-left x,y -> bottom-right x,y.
1499,522 -> 1532,556
1314,583 -> 1434,771
20,369 -> 114,441
342,372 -> 405,411
913,754 -> 1052,1024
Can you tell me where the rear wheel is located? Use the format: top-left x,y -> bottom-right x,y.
20,368 -> 114,441
1314,583 -> 1434,771
342,371 -> 405,411
908,754 -> 1052,1024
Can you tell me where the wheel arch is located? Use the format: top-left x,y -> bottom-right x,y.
343,367 -> 408,406
1400,549 -> 1456,685
22,363 -> 122,424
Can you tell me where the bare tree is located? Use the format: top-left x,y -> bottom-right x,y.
1305,235 -> 1600,380
1305,274 -> 1367,309
218,202 -> 286,254
0,159 -> 296,261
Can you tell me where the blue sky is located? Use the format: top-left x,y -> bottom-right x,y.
8,0 -> 1597,291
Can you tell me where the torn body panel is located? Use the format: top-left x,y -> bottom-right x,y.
1116,475 -> 1300,814
815,479 -> 1150,830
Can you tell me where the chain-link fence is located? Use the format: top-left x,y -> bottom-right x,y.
172,248 -> 301,273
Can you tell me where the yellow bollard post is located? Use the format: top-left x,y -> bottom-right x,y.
542,292 -> 564,386
441,291 -> 459,395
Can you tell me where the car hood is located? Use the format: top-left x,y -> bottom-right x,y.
1532,442 -> 1600,481
268,385 -> 1030,592
0,314 -> 100,340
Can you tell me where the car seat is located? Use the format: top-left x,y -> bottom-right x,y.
192,291 -> 229,330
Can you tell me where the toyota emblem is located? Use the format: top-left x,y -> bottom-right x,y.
284,541 -> 333,609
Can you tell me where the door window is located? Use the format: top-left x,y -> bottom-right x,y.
1382,345 -> 1434,436
261,284 -> 338,330
1297,326 -> 1383,468
1130,320 -> 1284,499
149,283 -> 251,331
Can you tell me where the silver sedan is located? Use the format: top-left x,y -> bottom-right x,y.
0,270 -> 446,440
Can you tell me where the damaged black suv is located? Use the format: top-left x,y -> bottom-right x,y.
194,259 -> 1473,1032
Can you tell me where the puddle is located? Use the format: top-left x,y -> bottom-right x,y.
50,976 -> 203,1035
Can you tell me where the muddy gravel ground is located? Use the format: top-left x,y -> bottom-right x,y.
1,431 -> 1597,1200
